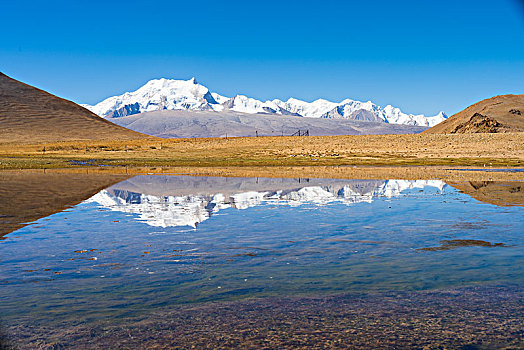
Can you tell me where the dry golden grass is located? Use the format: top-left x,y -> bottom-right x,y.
0,133 -> 523,170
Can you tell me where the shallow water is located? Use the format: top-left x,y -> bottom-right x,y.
1,175 -> 523,348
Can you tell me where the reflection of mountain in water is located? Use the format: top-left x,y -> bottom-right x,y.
447,181 -> 524,207
0,171 -> 130,238
88,177 -> 446,228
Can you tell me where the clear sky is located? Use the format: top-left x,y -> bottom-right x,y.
1,0 -> 523,115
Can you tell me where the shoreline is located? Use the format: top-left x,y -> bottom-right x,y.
2,165 -> 524,181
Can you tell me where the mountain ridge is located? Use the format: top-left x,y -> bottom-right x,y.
82,78 -> 448,127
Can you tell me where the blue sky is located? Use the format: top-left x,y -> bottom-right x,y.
1,0 -> 523,115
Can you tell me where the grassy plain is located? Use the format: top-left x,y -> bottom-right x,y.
1,133 -> 523,170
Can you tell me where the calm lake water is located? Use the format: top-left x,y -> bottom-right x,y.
1,174 -> 523,348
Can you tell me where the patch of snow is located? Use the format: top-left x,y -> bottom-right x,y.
82,78 -> 448,126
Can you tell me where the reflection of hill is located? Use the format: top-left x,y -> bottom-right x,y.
447,181 -> 524,207
0,171 -> 130,238
109,176 -> 386,198
89,176 -> 446,228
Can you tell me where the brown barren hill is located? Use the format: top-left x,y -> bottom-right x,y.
0,72 -> 151,143
424,94 -> 524,134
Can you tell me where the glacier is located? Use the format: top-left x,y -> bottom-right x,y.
81,78 -> 448,127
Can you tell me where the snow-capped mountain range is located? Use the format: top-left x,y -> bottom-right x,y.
81,78 -> 447,127
88,178 -> 446,228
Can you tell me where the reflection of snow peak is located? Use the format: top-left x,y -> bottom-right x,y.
90,191 -> 231,228
230,191 -> 269,210
281,186 -> 337,204
88,180 -> 446,228
377,180 -> 446,198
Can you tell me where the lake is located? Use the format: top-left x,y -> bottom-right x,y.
1,173 -> 523,349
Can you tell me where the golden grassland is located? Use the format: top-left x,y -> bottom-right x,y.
1,133 -> 523,168
0,132 -> 523,181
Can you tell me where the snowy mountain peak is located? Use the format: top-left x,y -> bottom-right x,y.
222,94 -> 282,114
82,77 -> 228,117
82,78 -> 448,126
211,92 -> 229,104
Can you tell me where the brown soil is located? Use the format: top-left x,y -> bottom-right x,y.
425,94 -> 524,134
0,72 -> 151,143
